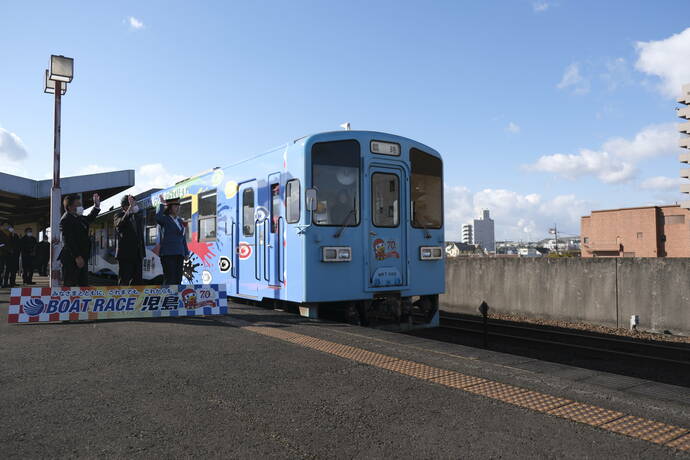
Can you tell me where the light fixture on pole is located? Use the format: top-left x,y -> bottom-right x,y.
44,54 -> 73,288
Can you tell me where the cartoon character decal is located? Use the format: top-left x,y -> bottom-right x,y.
373,238 -> 400,260
180,288 -> 216,309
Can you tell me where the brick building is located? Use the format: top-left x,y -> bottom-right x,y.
580,205 -> 690,257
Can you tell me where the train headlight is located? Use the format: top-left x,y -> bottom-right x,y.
420,246 -> 443,260
322,246 -> 352,262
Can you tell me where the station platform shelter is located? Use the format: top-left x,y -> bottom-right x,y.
0,170 -> 134,236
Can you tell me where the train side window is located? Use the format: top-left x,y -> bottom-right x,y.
145,207 -> 158,245
242,188 -> 255,236
270,183 -> 280,233
372,173 -> 399,227
179,198 -> 192,242
198,190 -> 217,242
286,179 -> 300,224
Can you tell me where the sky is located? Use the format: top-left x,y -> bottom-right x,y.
1,0 -> 690,241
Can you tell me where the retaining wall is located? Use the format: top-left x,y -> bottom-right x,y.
441,257 -> 690,336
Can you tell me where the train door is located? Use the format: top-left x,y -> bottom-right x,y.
267,173 -> 282,287
237,180 -> 258,298
368,165 -> 407,288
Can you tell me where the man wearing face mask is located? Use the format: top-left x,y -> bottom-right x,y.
19,227 -> 37,285
59,193 -> 101,286
3,224 -> 20,288
114,194 -> 145,285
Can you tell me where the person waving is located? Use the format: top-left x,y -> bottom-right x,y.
155,196 -> 189,285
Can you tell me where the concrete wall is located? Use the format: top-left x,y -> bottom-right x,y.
441,258 -> 690,336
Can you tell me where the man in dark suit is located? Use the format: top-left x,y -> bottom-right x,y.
114,194 -> 145,285
19,227 -> 37,285
59,193 -> 100,286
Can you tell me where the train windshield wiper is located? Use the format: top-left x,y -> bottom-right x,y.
333,208 -> 356,238
418,215 -> 433,239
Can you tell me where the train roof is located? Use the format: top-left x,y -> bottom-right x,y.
151,130 -> 441,197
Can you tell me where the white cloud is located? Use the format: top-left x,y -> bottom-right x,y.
506,121 -> 521,134
0,127 -> 28,162
635,27 -> 690,98
524,123 -> 677,184
128,16 -> 144,30
557,62 -> 590,94
444,186 -> 588,241
532,1 -> 550,12
640,176 -> 682,191
600,57 -> 632,91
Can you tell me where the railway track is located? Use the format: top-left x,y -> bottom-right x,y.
439,314 -> 690,367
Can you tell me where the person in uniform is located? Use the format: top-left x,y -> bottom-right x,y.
59,193 -> 100,286
155,196 -> 189,285
0,222 -> 9,288
19,227 -> 37,285
36,235 -> 50,276
114,194 -> 146,285
4,225 -> 20,287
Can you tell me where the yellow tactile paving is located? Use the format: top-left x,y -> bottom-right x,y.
547,402 -> 625,427
429,372 -> 488,389
377,359 -> 454,380
667,432 -> 690,451
465,380 -> 526,400
240,324 -> 690,452
601,416 -> 689,445
502,390 -> 571,412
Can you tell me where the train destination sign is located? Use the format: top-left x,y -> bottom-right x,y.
7,284 -> 228,324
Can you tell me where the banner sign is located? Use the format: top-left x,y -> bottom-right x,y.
7,284 -> 227,324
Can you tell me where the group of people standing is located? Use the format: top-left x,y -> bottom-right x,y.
58,192 -> 189,287
0,221 -> 49,288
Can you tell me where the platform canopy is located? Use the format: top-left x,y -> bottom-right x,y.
0,170 -> 135,227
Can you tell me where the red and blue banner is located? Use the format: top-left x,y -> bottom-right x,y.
7,284 -> 227,323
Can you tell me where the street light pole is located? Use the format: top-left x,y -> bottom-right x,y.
44,55 -> 73,288
50,80 -> 62,288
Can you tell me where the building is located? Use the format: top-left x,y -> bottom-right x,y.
473,209 -> 495,252
517,247 -> 541,257
580,205 -> 690,257
0,170 -> 134,236
445,241 -> 484,258
540,237 -> 580,252
679,83 -> 690,207
461,224 -> 473,244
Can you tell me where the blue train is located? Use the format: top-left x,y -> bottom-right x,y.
89,130 -> 444,324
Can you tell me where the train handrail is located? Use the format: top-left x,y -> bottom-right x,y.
263,220 -> 269,282
254,219 -> 260,280
277,216 -> 284,284
230,218 -> 236,278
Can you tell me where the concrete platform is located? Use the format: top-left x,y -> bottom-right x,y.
1,289 -> 689,458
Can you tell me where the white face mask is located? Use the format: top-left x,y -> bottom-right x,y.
8,227 -> 14,233
27,232 -> 32,237
75,206 -> 84,215
131,205 -> 140,214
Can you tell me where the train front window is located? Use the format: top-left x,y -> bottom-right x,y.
311,140 -> 360,226
411,148 -> 443,229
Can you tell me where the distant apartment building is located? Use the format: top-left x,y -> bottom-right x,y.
474,209 -> 495,252
580,205 -> 690,257
461,224 -> 473,244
